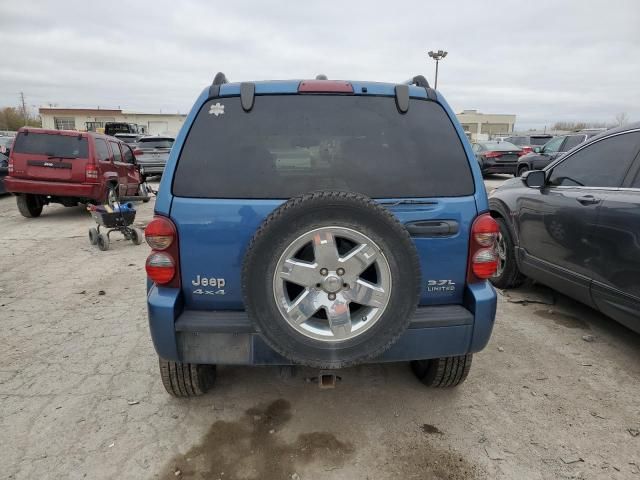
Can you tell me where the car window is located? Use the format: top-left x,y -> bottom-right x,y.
138,138 -> 174,149
561,135 -> 585,152
13,132 -> 89,158
548,132 -> 640,188
483,141 -> 520,152
529,136 -> 552,146
542,137 -> 564,153
122,145 -> 135,164
95,138 -> 111,162
110,142 -> 122,162
174,95 -> 475,199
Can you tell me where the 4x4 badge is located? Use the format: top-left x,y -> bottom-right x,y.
209,102 -> 225,116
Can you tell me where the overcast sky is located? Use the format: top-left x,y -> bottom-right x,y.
1,0 -> 638,130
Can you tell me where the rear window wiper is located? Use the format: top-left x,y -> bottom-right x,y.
378,199 -> 438,207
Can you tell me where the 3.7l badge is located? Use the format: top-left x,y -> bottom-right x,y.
426,280 -> 456,293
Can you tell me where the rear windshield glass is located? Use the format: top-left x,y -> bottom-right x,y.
483,142 -> 520,151
173,96 -> 474,198
138,138 -> 174,149
530,136 -> 552,146
13,132 -> 89,158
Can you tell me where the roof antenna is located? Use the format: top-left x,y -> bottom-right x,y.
315,74 -> 328,80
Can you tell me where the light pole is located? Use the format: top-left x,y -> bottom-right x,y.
428,50 -> 448,89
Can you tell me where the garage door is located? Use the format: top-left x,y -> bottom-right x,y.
148,121 -> 169,135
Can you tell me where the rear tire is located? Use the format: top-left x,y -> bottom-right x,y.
138,183 -> 151,203
16,194 -> 43,218
490,217 -> 525,289
97,233 -> 110,251
517,165 -> 529,177
106,185 -> 118,206
88,227 -> 99,245
411,354 -> 473,387
159,358 -> 216,397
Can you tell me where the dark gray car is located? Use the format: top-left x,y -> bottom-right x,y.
133,136 -> 174,180
515,133 -> 598,176
489,123 -> 640,333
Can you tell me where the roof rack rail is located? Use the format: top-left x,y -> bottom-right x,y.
404,75 -> 437,101
405,75 -> 430,89
209,72 -> 228,98
212,72 -> 228,85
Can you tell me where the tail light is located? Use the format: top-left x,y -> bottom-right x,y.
145,216 -> 180,287
467,213 -> 499,282
521,146 -> 533,155
133,149 -> 144,156
8,156 -> 14,174
484,151 -> 502,158
85,164 -> 98,182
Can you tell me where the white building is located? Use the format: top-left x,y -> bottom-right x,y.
38,107 -> 187,136
456,110 -> 516,141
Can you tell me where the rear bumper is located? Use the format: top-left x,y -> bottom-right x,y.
480,160 -> 517,175
147,282 -> 497,365
138,162 -> 166,175
3,177 -> 103,200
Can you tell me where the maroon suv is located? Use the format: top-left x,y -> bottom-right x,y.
5,128 -> 142,217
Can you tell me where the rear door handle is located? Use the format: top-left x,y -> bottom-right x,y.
405,220 -> 459,237
576,195 -> 601,205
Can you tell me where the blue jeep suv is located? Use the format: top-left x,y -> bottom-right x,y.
145,73 -> 498,397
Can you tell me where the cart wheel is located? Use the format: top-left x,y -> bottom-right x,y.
131,228 -> 143,245
97,233 -> 110,251
88,227 -> 99,245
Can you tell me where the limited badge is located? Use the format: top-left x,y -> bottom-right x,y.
209,102 -> 225,116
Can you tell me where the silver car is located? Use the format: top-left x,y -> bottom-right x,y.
133,136 -> 174,180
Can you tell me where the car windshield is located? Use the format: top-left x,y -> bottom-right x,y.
12,132 -> 89,158
138,138 -> 174,149
482,142 -> 520,151
529,136 -> 552,146
173,95 -> 474,199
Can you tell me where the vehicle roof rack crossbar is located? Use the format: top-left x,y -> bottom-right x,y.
240,82 -> 256,112
394,84 -> 410,113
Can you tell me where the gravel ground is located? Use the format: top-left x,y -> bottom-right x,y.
1,179 -> 639,480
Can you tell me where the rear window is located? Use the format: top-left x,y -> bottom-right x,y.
173,96 -> 474,198
483,142 -> 520,151
13,132 -> 88,158
529,136 -> 552,146
138,138 -> 174,149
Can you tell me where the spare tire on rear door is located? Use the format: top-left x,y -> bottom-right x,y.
242,191 -> 421,369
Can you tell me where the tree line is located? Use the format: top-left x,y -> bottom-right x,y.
0,107 -> 41,131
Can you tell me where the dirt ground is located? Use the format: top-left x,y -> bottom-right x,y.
1,177 -> 639,480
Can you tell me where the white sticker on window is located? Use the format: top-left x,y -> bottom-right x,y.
209,103 -> 225,117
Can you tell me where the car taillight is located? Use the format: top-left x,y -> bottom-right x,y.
467,213 -> 499,282
145,216 -> 180,287
145,216 -> 175,250
85,164 -> 98,182
484,151 -> 502,158
133,149 -> 143,156
8,156 -> 14,174
520,146 -> 533,155
146,252 -> 176,284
